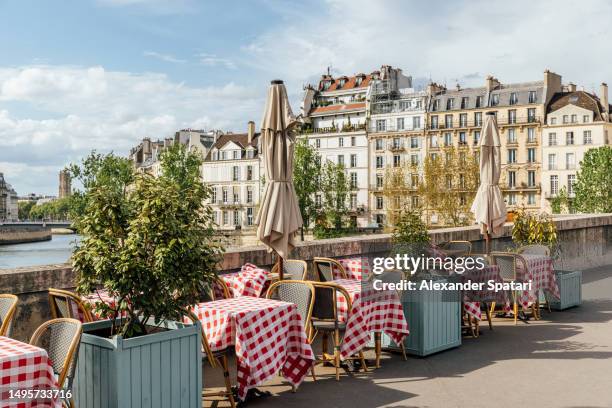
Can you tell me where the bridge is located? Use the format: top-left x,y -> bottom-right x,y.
0,221 -> 73,228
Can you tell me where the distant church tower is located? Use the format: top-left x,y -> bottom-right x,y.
59,170 -> 71,199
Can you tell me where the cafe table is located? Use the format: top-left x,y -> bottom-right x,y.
188,296 -> 314,401
330,278 -> 409,367
0,336 -> 61,408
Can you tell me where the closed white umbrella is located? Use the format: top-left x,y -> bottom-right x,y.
256,80 -> 303,278
470,112 -> 506,252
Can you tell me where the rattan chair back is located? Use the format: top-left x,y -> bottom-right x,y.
29,318 -> 82,390
0,294 -> 18,337
313,257 -> 347,282
267,280 -> 315,336
48,288 -> 93,323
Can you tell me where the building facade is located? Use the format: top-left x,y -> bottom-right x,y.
367,68 -> 427,225
541,84 -> 612,209
300,66 -> 413,227
202,121 -> 262,232
0,172 -> 18,221
424,70 -> 563,216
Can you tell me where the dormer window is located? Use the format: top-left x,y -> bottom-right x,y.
446,98 -> 454,110
338,79 -> 346,88
355,76 -> 363,86
509,92 -> 518,105
233,150 -> 240,160
490,94 -> 499,106
212,151 -> 218,161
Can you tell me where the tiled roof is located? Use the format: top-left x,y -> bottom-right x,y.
319,74 -> 372,92
430,81 -> 544,111
309,102 -> 366,115
204,132 -> 259,161
547,91 -> 605,120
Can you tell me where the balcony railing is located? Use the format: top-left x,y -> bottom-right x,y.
369,124 -> 423,133
301,124 -> 366,135
427,116 -> 541,130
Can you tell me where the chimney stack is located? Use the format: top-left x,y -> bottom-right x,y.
543,69 -> 562,105
247,121 -> 255,144
568,82 -> 576,92
600,83 -> 609,115
485,75 -> 500,92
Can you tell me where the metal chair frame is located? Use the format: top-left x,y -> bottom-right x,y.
266,280 -> 315,340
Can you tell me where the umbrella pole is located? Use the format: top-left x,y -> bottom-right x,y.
275,252 -> 284,280
485,232 -> 491,254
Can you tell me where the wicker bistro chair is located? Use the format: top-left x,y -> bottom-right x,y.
439,240 -> 472,256
48,288 -> 94,323
0,294 -> 18,337
489,252 -> 535,324
271,260 -> 309,280
312,257 -> 347,282
186,311 -> 236,408
310,282 -> 368,381
461,254 -> 494,336
29,318 -> 82,408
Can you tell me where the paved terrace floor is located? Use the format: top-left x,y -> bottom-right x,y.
204,265 -> 612,408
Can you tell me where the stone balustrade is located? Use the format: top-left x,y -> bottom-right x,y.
1,214 -> 611,341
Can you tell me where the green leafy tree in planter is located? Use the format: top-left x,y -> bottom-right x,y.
391,207 -> 431,267
573,146 -> 612,213
511,207 -> 559,257
72,146 -> 223,338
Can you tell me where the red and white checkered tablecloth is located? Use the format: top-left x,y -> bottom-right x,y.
507,254 -> 560,311
188,297 -> 314,401
80,290 -> 124,322
461,265 -> 509,320
330,279 -> 409,359
334,257 -> 371,280
219,263 -> 269,298
0,336 -> 60,408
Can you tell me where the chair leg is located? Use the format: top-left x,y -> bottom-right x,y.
490,301 -> 496,316
513,298 -> 519,325
359,350 -> 368,372
220,355 -> 236,408
400,342 -> 408,361
334,329 -> 341,381
374,332 -> 381,368
311,365 -> 317,381
484,302 -> 493,330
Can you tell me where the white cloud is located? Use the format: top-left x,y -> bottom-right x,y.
143,51 -> 186,64
244,0 -> 612,90
0,65 -> 264,195
196,53 -> 237,70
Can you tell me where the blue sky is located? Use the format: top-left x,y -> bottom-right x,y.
1,0 -> 612,195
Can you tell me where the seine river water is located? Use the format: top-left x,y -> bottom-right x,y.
0,234 -> 80,269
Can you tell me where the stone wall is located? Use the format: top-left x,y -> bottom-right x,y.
1,214 -> 611,341
0,224 -> 52,244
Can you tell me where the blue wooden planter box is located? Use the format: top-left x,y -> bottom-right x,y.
549,270 -> 582,310
74,319 -> 202,408
370,276 -> 462,356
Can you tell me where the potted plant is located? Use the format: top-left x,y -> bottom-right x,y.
70,145 -> 223,408
377,208 -> 462,356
